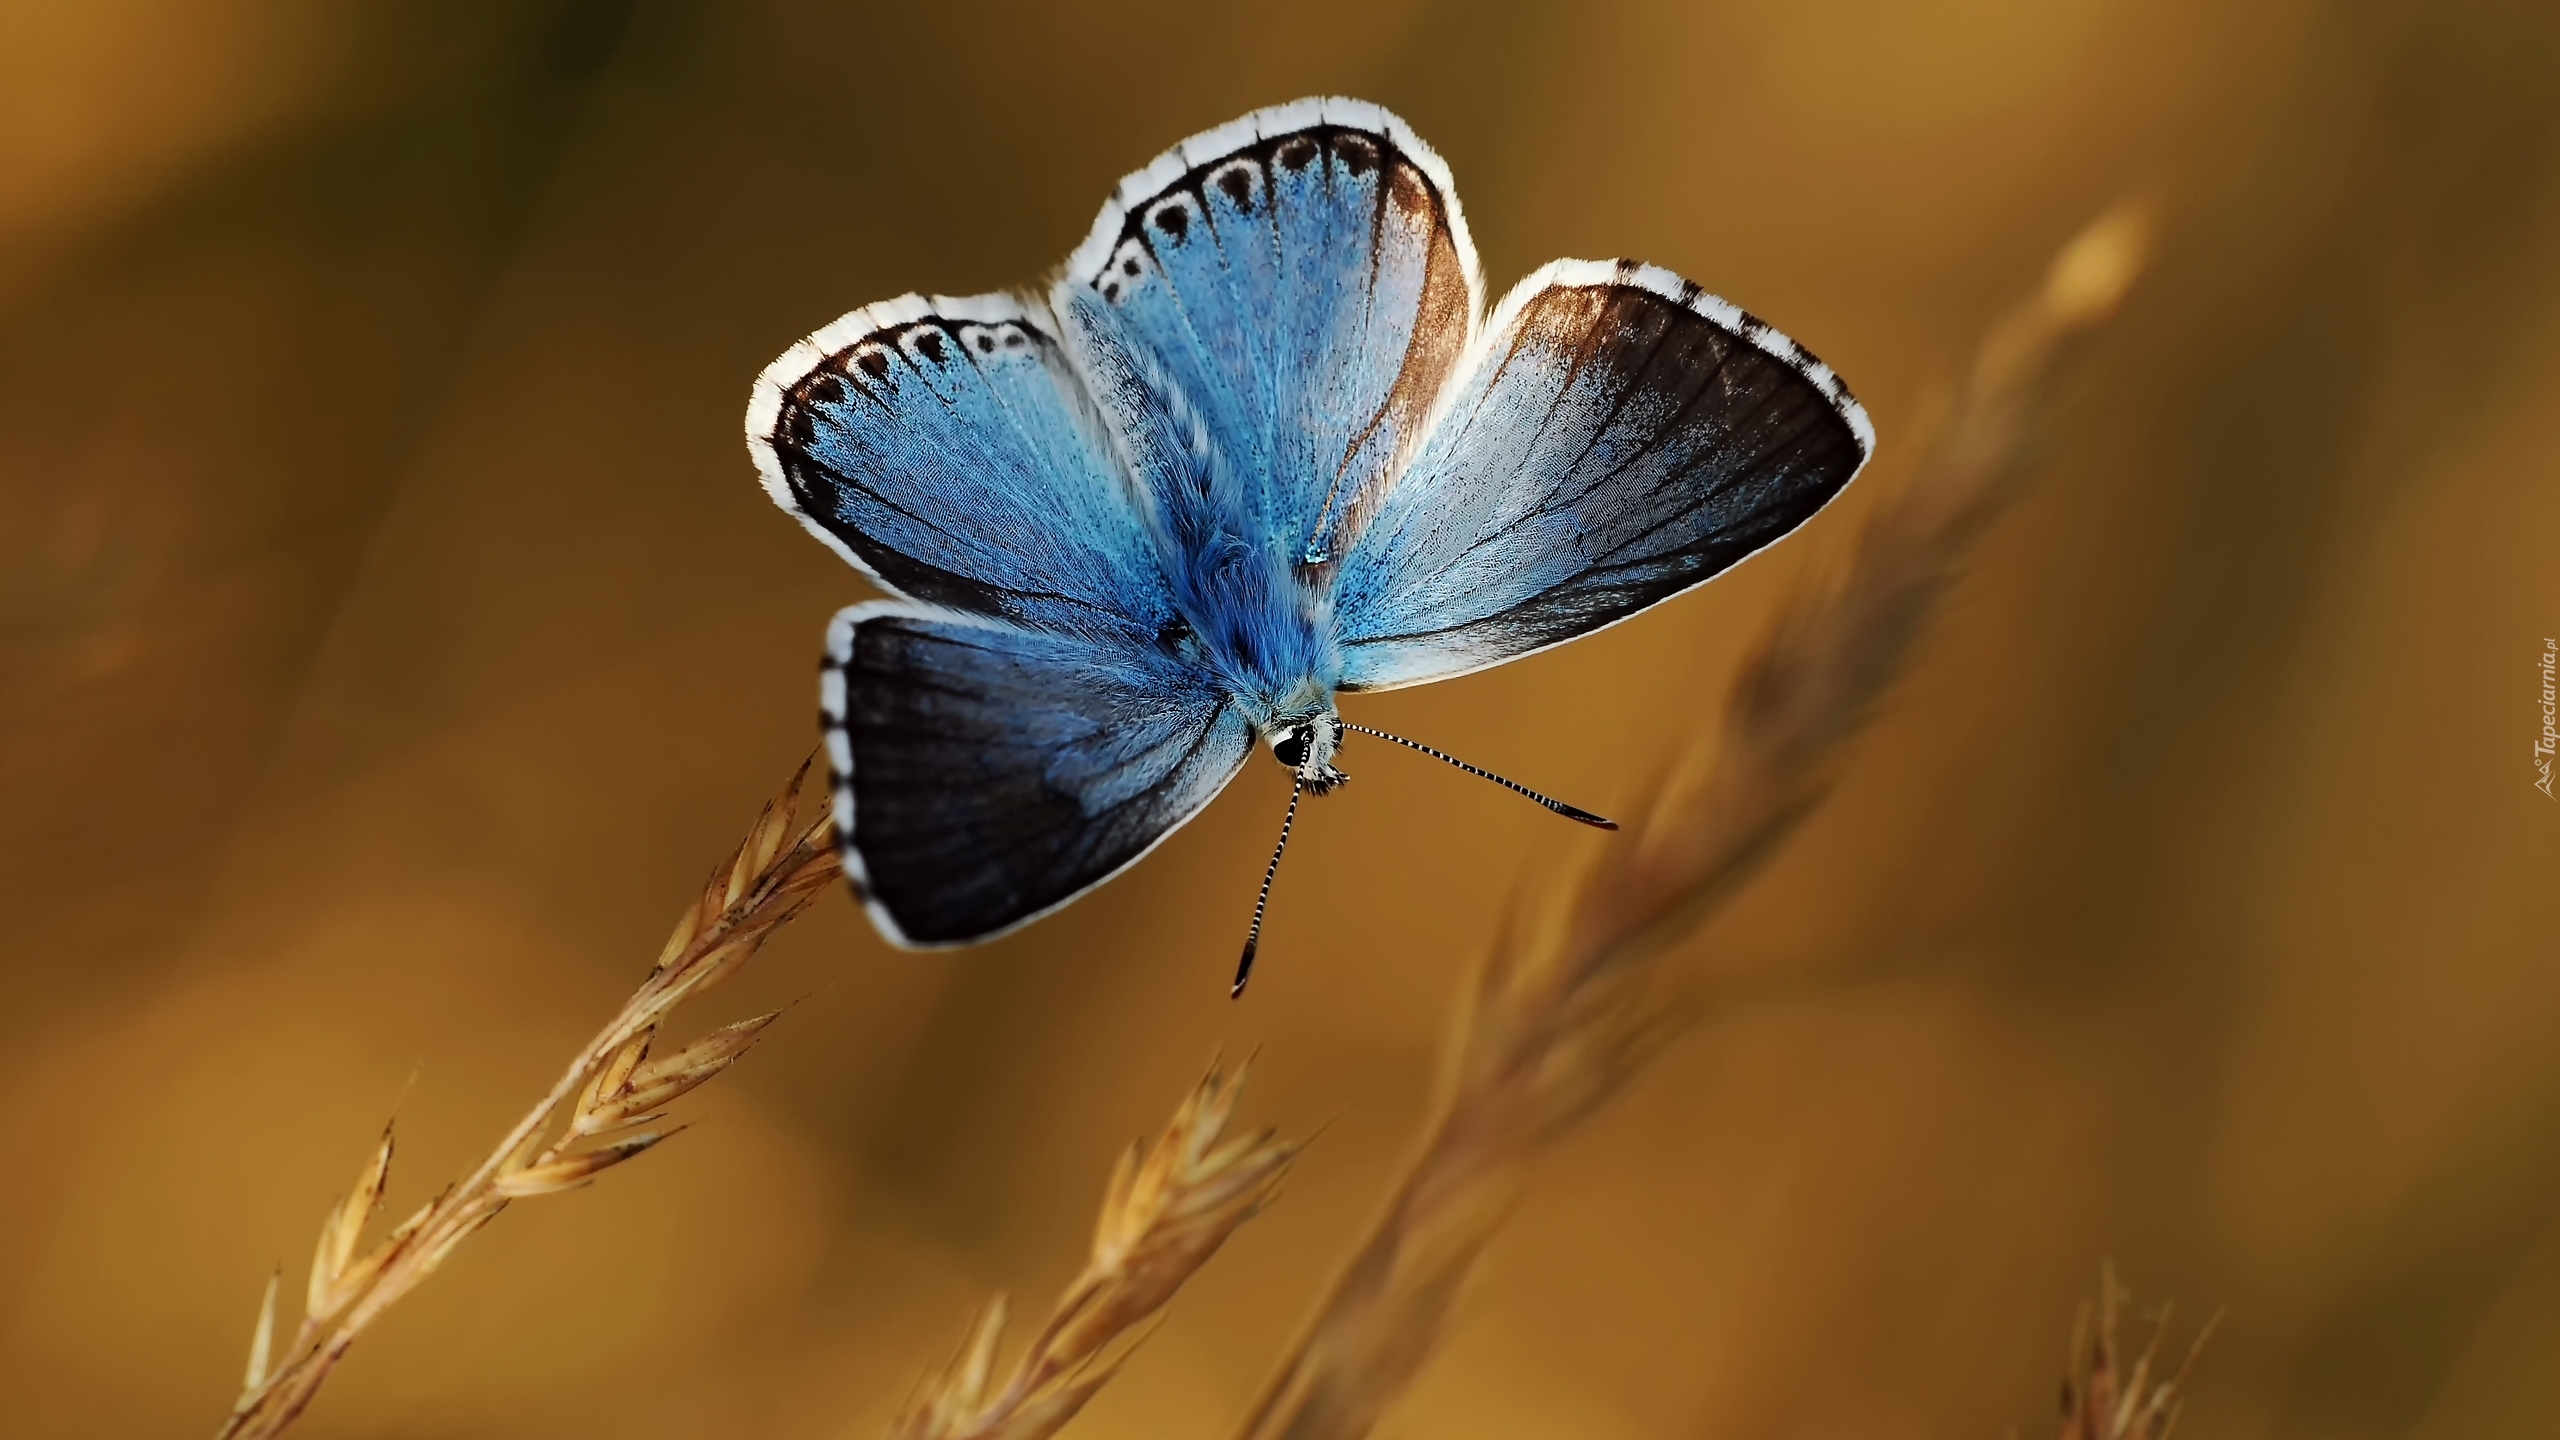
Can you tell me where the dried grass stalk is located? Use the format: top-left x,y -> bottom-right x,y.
1237,205 -> 2157,1440
2057,1265 -> 2217,1440
214,762 -> 840,1440
890,1061 -> 1297,1440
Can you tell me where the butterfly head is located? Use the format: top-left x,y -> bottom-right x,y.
1268,713 -> 1347,794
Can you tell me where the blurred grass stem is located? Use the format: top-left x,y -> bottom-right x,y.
1236,205 -> 2155,1440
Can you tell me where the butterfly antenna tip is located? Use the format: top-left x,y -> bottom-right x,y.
1338,722 -> 1617,829
1232,779 -> 1304,997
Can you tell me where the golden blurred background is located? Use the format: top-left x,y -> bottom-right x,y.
4,0 -> 2558,1436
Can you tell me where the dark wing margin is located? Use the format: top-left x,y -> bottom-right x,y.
1054,97 -> 1479,562
1330,260 -> 1873,691
746,291 -> 1171,639
823,603 -> 1253,947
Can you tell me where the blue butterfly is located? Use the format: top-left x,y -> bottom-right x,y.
745,98 -> 1872,992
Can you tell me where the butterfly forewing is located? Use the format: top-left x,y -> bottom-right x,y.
1332,261 -> 1873,691
747,293 -> 1168,638
1060,98 -> 1478,563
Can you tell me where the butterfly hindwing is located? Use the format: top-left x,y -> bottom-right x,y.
1331,261 -> 1874,690
826,604 -> 1254,946
747,292 -> 1170,638
1058,97 -> 1478,560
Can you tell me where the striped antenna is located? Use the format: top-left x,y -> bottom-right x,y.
1232,778 -> 1304,998
1339,722 -> 1617,829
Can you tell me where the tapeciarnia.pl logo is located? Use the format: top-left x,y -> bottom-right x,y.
2538,637 -> 2556,799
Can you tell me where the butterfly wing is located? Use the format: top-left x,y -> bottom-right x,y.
825,602 -> 1253,946
1331,262 -> 1874,690
1057,98 -> 1478,560
747,292 -> 1171,638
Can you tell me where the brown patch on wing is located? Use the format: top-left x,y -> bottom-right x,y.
1319,157 -> 1474,561
1386,160 -> 1432,219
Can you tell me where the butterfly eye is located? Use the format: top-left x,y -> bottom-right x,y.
1273,729 -> 1308,768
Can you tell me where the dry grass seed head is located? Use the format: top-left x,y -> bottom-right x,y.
890,1063 -> 1296,1440
215,760 -> 838,1440
2057,1266 -> 2217,1440
302,1126 -> 392,1326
